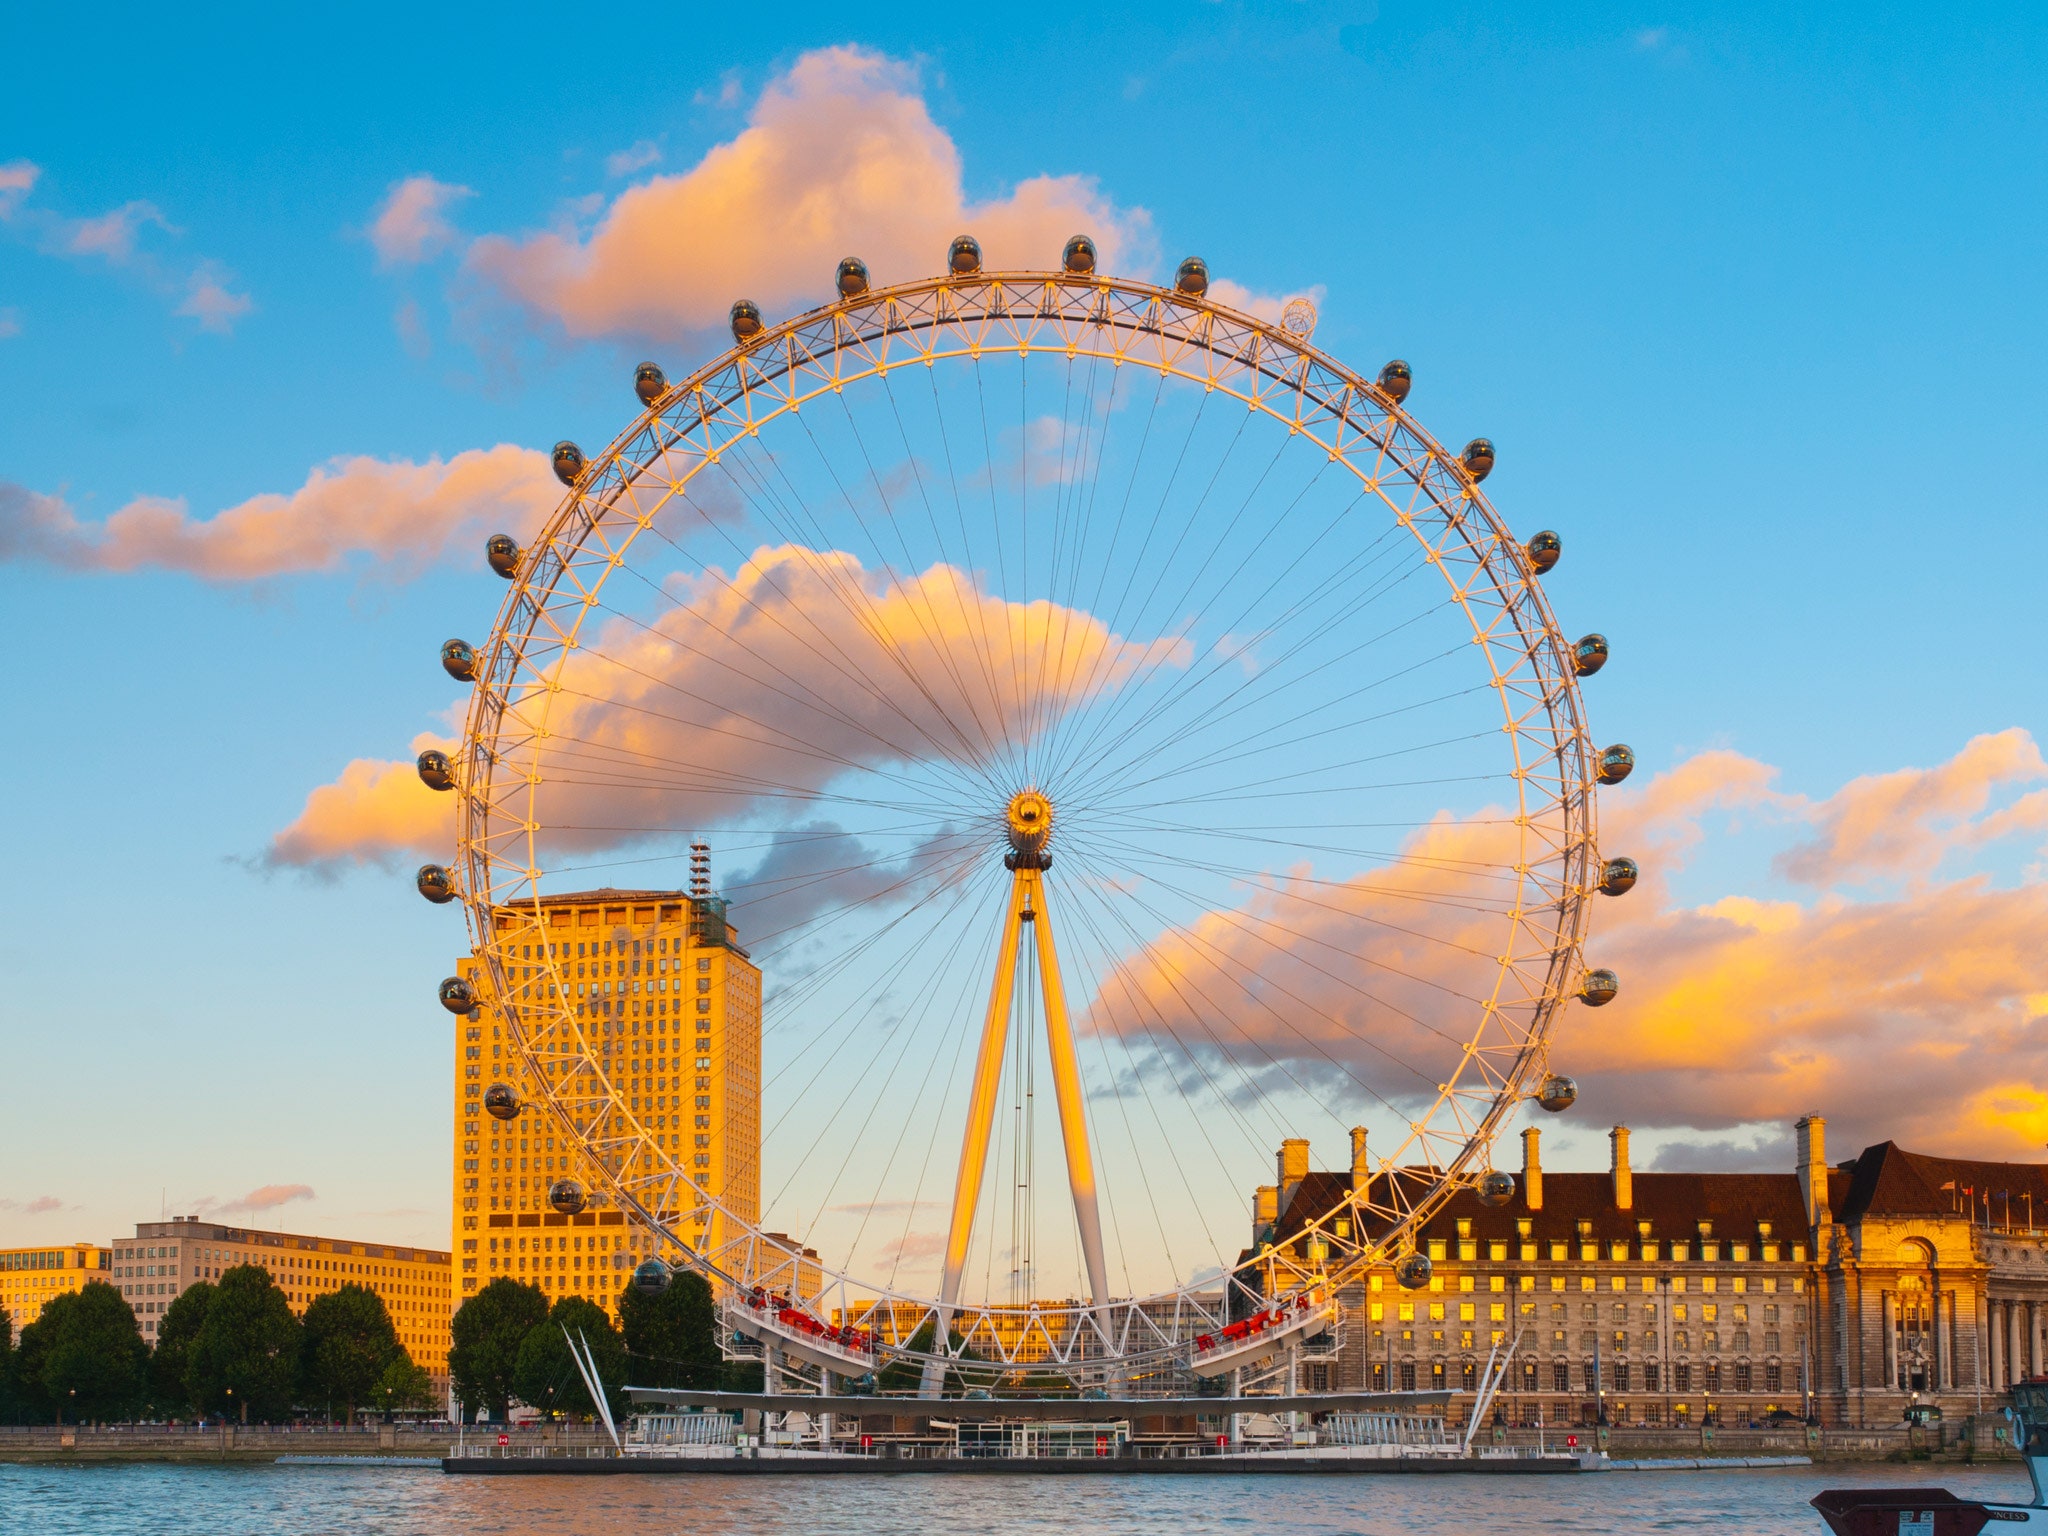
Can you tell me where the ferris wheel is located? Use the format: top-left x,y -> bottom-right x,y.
419,236 -> 1636,1395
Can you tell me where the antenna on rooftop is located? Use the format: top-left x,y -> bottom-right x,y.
689,841 -> 710,899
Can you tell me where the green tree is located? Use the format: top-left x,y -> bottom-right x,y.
876,1318 -> 986,1395
30,1283 -> 147,1423
368,1354 -> 434,1416
513,1296 -> 626,1420
617,1270 -> 721,1388
448,1278 -> 547,1421
151,1281 -> 215,1419
187,1264 -> 302,1422
300,1284 -> 401,1424
0,1308 -> 17,1424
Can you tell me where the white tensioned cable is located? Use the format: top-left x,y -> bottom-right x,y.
452,270 -> 1600,1376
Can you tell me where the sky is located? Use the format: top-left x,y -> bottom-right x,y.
3,1 -> 2046,1269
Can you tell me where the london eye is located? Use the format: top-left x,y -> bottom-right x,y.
420,235 -> 1632,1396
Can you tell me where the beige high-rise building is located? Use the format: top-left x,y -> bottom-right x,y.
108,1218 -> 450,1393
452,882 -> 762,1317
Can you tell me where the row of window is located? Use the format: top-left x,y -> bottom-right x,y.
1370,1359 -> 1787,1393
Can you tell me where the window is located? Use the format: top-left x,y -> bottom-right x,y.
1552,1361 -> 1570,1392
1673,1362 -> 1691,1392
1643,1361 -> 1659,1391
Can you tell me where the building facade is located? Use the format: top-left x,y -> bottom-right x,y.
1257,1115 -> 2048,1428
109,1218 -> 451,1390
1,1243 -> 111,1332
453,880 -> 764,1316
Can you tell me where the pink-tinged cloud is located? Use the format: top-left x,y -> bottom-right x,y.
0,444 -> 556,580
235,1183 -> 315,1211
268,546 -> 1190,870
0,160 -> 40,211
269,733 -> 457,870
65,200 -> 170,262
370,175 -> 475,268
466,46 -> 1155,339
0,1195 -> 67,1215
1079,734 -> 2048,1159
176,262 -> 254,334
1775,727 -> 2047,884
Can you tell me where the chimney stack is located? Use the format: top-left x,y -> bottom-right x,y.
1350,1127 -> 1371,1194
1254,1184 -> 1279,1246
1521,1126 -> 1543,1211
1796,1114 -> 1830,1231
1610,1125 -> 1633,1211
1277,1138 -> 1310,1217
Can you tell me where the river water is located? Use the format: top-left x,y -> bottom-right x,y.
2,1460 -> 2033,1535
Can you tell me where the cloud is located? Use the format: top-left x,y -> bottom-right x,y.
65,199 -> 171,261
0,162 -> 249,329
0,444 -> 557,579
0,1195 -> 67,1214
605,140 -> 663,178
267,732 -> 457,870
176,262 -> 254,334
269,545 -> 1191,869
1775,728 -> 2046,885
235,1183 -> 316,1212
370,174 -> 475,268
0,308 -> 18,339
0,160 -> 39,213
1207,279 -> 1328,328
1077,733 -> 2048,1159
466,46 -> 1155,340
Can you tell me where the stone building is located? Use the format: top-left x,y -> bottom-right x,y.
1255,1114 -> 2048,1427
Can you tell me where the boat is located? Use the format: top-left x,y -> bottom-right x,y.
1811,1380 -> 2048,1533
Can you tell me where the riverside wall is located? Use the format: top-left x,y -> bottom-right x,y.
0,1419 -> 2022,1465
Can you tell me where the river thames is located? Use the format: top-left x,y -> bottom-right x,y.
1,1461 -> 2031,1536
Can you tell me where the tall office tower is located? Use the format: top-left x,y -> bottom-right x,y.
452,881 -> 763,1316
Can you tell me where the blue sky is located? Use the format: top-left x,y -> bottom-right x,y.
4,2 -> 2046,1260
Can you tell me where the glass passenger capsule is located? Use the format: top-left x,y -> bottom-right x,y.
835,256 -> 870,298
440,638 -> 477,683
1598,856 -> 1639,896
1579,968 -> 1620,1007
483,1083 -> 520,1120
947,235 -> 982,275
1174,256 -> 1209,297
416,864 -> 456,904
1395,1252 -> 1433,1290
1596,743 -> 1635,785
1461,438 -> 1496,482
548,1179 -> 587,1216
1377,359 -> 1412,404
1477,1169 -> 1516,1208
633,362 -> 667,406
438,976 -> 477,1014
729,299 -> 764,343
1536,1074 -> 1578,1113
1573,633 -> 1609,677
1526,530 -> 1561,574
631,1258 -> 672,1294
551,441 -> 586,487
416,750 -> 455,791
485,533 -> 520,579
1062,235 -> 1097,274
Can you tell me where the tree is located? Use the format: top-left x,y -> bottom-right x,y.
617,1270 -> 721,1389
368,1354 -> 434,1417
187,1264 -> 302,1422
0,1308 -> 17,1424
300,1284 -> 401,1424
31,1283 -> 147,1423
151,1281 -> 216,1419
513,1296 -> 626,1421
876,1318 -> 986,1395
448,1278 -> 547,1421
